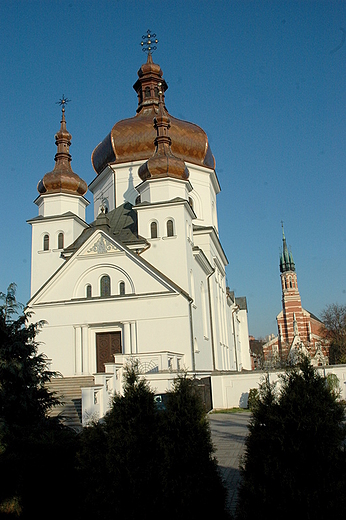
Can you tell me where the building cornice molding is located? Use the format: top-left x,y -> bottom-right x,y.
27,211 -> 89,228
193,225 -> 228,266
193,246 -> 214,275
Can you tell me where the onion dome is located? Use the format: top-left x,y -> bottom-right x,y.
91,53 -> 215,175
37,103 -> 87,196
138,86 -> 189,181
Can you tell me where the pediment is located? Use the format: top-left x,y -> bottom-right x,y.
28,229 -> 187,306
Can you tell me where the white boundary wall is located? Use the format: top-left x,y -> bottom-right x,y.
211,365 -> 346,409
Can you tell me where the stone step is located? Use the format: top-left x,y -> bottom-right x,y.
47,376 -> 95,430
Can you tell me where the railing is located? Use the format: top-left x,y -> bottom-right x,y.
81,351 -> 184,425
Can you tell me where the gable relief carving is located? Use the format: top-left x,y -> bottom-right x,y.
84,235 -> 120,255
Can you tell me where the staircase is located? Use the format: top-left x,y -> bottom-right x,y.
47,376 -> 95,431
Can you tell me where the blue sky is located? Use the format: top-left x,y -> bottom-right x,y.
0,0 -> 345,338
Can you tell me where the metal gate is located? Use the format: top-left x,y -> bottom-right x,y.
193,376 -> 213,412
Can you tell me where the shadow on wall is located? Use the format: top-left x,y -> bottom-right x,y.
239,392 -> 249,409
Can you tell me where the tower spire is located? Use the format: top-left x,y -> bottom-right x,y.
280,222 -> 295,273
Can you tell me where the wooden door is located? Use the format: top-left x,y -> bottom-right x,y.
96,332 -> 122,372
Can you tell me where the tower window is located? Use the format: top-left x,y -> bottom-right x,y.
119,281 -> 125,296
100,275 -> 111,297
58,232 -> 64,249
86,284 -> 92,299
166,219 -> 174,237
43,234 -> 49,251
144,86 -> 151,98
150,221 -> 158,239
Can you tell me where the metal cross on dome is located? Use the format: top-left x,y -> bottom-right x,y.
56,95 -> 71,112
141,29 -> 158,54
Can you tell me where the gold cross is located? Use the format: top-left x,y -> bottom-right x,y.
56,95 -> 71,112
141,30 -> 158,54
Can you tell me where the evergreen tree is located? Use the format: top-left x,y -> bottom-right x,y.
76,361 -> 161,520
0,284 -> 57,442
0,284 -> 78,519
160,374 -> 229,518
77,367 -> 230,519
236,356 -> 346,519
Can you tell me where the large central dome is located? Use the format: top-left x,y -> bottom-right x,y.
91,54 -> 215,175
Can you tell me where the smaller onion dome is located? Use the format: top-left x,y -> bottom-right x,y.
37,104 -> 87,196
138,87 -> 189,181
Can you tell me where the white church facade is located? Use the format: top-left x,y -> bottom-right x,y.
27,50 -> 251,423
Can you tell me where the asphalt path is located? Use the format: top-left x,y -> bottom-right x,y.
209,412 -> 251,515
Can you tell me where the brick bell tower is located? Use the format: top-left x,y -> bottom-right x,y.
277,224 -> 308,359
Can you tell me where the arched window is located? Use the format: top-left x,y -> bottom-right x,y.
166,219 -> 174,237
150,221 -> 158,239
86,284 -> 92,299
119,281 -> 125,296
144,86 -> 151,98
100,275 -> 111,297
43,234 -> 49,251
58,232 -> 64,249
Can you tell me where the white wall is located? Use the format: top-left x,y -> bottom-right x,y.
187,163 -> 220,230
29,214 -> 88,296
32,292 -> 193,377
211,365 -> 346,409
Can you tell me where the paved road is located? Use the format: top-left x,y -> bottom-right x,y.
209,412 -> 250,516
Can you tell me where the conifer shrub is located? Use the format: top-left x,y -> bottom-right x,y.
0,284 -> 78,519
247,388 -> 259,411
236,356 -> 346,519
77,366 -> 230,519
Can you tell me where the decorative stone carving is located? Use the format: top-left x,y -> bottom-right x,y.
86,235 -> 118,255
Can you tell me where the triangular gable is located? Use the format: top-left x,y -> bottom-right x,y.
29,229 -> 189,306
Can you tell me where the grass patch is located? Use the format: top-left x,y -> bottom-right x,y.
210,407 -> 251,414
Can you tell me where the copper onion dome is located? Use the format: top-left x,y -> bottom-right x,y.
91,53 -> 215,175
37,104 -> 87,196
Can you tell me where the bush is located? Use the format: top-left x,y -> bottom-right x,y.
247,388 -> 259,411
76,367 -> 230,519
236,357 -> 346,519
0,284 -> 78,519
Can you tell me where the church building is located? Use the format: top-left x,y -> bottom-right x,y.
27,45 -> 251,423
262,225 -> 329,366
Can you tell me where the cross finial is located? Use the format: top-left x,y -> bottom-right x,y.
281,220 -> 285,238
56,95 -> 71,113
140,29 -> 158,55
